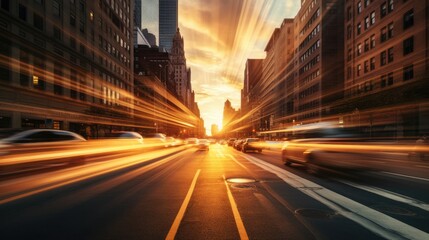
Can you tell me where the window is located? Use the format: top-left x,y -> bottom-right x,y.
403,65 -> 414,81
370,12 -> 376,25
364,60 -> 369,73
33,75 -> 45,90
388,0 -> 394,12
364,0 -> 370,7
365,16 -> 370,29
381,27 -> 387,42
70,13 -> 76,26
380,75 -> 387,87
364,39 -> 370,52
79,20 -> 85,33
370,34 -> 376,48
19,4 -> 26,21
380,51 -> 387,66
347,25 -> 352,39
357,1 -> 362,14
357,43 -> 362,56
403,36 -> 414,55
53,0 -> 61,17
388,47 -> 394,62
33,13 -> 44,31
20,73 -> 29,86
53,26 -> 62,40
347,6 -> 352,21
381,2 -> 387,18
388,72 -> 393,85
403,9 -> 414,30
1,0 -> 9,11
370,57 -> 375,70
357,22 -> 362,35
70,37 -> 76,49
388,22 -> 394,39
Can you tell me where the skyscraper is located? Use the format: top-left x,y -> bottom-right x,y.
134,0 -> 142,29
159,0 -> 178,52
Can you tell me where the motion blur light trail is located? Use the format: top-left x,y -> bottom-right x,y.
0,146 -> 192,205
0,50 -> 200,131
0,139 -> 171,167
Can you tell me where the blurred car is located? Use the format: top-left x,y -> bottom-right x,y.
241,138 -> 263,153
142,133 -> 167,148
165,137 -> 177,147
227,138 -> 237,146
185,138 -> 198,145
234,139 -> 245,150
0,129 -> 86,145
105,131 -> 144,144
196,139 -> 209,150
0,129 -> 87,167
281,124 -> 379,173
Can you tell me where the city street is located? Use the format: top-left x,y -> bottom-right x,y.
1,144 -> 428,240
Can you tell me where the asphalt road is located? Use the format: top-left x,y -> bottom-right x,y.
0,144 -> 428,239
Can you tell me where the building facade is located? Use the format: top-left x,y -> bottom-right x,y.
159,0 -> 177,52
170,28 -> 191,106
0,0 -> 134,138
343,0 -> 429,137
294,0 -> 345,123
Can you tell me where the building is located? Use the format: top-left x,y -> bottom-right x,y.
134,0 -> 141,29
294,0 -> 345,123
159,0 -> 178,52
211,124 -> 219,136
170,28 -> 191,106
0,0 -> 134,138
222,99 -> 239,135
342,0 -> 429,137
242,59 -> 263,135
142,28 -> 157,47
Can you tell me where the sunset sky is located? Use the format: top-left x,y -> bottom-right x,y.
142,0 -> 300,135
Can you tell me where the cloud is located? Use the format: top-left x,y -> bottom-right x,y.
178,0 -> 300,134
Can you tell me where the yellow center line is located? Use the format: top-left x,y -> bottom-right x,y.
165,169 -> 201,240
223,175 -> 249,240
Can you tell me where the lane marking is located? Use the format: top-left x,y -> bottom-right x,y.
242,154 -> 429,240
227,154 -> 248,170
338,179 -> 429,212
223,175 -> 249,240
166,169 -> 201,240
380,171 -> 429,182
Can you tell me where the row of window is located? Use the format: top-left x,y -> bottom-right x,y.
356,36 -> 413,77
350,64 -> 414,97
353,34 -> 376,59
299,0 -> 318,23
299,55 -> 320,74
299,83 -> 319,99
356,11 -> 376,35
301,69 -> 320,85
299,8 -> 320,37
299,24 -> 320,51
300,40 -> 320,63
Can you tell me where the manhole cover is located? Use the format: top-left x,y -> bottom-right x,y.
231,184 -> 255,189
295,208 -> 336,219
372,205 -> 416,216
226,178 -> 257,184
